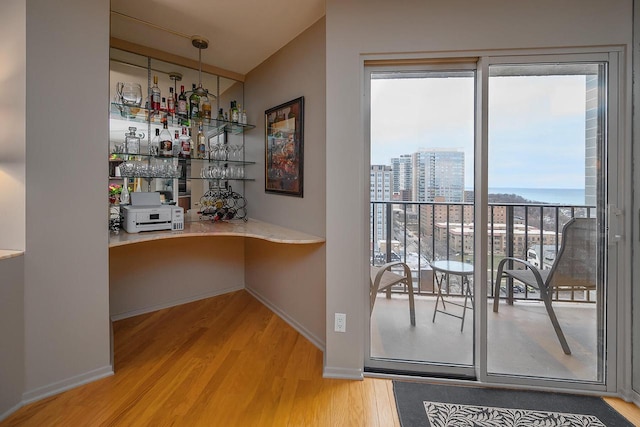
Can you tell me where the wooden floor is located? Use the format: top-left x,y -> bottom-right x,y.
1,291 -> 399,427
1,290 -> 638,426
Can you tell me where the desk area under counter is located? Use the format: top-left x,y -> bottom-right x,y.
108,219 -> 326,327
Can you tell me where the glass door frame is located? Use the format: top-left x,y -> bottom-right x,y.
475,50 -> 623,394
364,47 -> 627,395
364,61 -> 478,379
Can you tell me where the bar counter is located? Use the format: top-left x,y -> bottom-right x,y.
109,218 -> 325,248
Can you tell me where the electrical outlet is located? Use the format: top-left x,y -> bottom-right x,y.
334,313 -> 346,333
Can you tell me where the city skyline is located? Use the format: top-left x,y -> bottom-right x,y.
371,73 -> 588,190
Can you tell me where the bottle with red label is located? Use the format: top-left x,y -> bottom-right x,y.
151,75 -> 161,112
180,126 -> 191,158
159,121 -> 172,157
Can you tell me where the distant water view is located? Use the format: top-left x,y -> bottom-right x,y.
487,187 -> 586,205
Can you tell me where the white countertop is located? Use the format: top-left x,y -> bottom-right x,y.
0,250 -> 24,260
109,218 -> 325,248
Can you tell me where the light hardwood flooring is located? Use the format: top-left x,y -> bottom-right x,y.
1,290 -> 637,426
1,291 -> 399,427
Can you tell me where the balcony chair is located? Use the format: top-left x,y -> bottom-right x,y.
370,261 -> 415,326
493,217 -> 597,355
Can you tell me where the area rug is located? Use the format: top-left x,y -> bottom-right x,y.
393,381 -> 633,426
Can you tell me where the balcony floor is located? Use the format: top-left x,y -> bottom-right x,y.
371,294 -> 600,382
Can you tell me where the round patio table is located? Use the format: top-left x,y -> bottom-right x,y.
430,260 -> 474,332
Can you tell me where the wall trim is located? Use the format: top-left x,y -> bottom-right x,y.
21,365 -> 114,405
323,366 -> 363,380
110,284 -> 244,321
0,401 -> 24,423
245,287 -> 326,352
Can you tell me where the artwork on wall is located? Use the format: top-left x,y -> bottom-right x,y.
265,97 -> 304,197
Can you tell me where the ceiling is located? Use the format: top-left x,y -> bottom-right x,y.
110,0 -> 326,77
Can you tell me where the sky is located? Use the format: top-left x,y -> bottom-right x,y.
370,73 -> 589,190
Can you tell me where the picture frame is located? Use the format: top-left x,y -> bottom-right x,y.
265,96 -> 304,197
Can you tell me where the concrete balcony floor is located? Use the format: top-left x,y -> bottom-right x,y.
370,294 -> 600,382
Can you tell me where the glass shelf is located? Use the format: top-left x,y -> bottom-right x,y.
110,176 -> 254,181
109,153 -> 256,166
110,103 -> 255,135
192,177 -> 255,181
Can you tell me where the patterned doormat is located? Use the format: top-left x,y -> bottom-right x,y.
393,381 -> 633,426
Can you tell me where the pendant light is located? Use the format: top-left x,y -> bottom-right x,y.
190,36 -> 215,100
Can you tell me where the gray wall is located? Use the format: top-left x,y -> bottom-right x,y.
23,0 -> 112,400
109,238 -> 245,319
324,0 -> 633,377
243,18 -> 326,347
0,0 -> 26,251
0,255 -> 24,419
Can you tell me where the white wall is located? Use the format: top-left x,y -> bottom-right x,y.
324,0 -> 633,377
24,0 -> 112,400
243,18 -> 326,347
0,0 -> 26,251
0,255 -> 24,419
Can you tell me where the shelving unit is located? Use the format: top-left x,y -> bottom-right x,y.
109,47 -> 254,226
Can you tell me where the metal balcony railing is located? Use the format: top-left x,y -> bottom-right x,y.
370,200 -> 596,303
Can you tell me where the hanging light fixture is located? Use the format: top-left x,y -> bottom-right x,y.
190,35 -> 215,99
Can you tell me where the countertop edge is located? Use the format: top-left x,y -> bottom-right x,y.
0,250 -> 25,261
109,219 -> 325,248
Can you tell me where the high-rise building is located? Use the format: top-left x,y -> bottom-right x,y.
371,165 -> 393,248
391,154 -> 412,195
411,149 -> 465,203
585,74 -> 599,207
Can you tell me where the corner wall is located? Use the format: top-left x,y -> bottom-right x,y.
24,0 -> 112,400
0,255 -> 24,419
243,18 -> 327,348
324,0 -> 633,377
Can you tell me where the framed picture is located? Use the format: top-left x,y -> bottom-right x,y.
265,96 -> 304,197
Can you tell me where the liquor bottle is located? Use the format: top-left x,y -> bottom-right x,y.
240,110 -> 247,125
217,108 -> 225,122
177,85 -> 188,125
200,90 -> 211,122
189,83 -> 200,121
229,101 -> 239,123
159,121 -> 173,157
167,87 -> 175,122
197,125 -> 206,159
151,75 -> 161,112
160,97 -> 168,123
173,130 -> 181,157
150,128 -> 160,156
180,126 -> 191,158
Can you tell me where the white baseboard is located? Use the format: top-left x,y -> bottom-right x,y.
0,401 -> 24,423
323,366 -> 363,380
245,287 -> 326,352
21,365 -> 114,405
110,285 -> 244,321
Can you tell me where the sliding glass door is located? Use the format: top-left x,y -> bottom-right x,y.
366,65 -> 477,378
366,52 -> 620,392
484,60 -> 609,386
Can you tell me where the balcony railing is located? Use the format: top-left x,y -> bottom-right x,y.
370,200 -> 595,303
